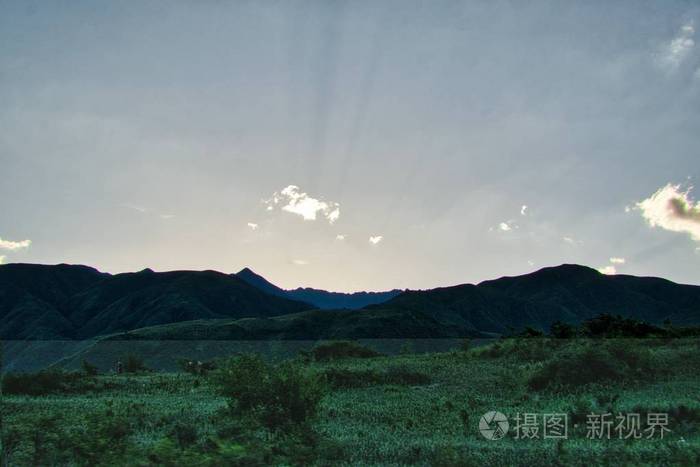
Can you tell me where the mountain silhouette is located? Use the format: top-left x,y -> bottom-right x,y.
0,264 -> 312,339
1,263 -> 699,340
368,264 -> 700,334
235,267 -> 402,309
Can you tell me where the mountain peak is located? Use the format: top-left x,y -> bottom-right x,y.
237,267 -> 260,277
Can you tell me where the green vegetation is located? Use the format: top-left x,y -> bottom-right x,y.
122,353 -> 151,374
302,340 -> 384,361
1,336 -> 699,465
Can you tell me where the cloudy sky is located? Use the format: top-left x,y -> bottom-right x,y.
1,1 -> 699,291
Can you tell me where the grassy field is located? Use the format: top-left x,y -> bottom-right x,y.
1,337 -> 699,466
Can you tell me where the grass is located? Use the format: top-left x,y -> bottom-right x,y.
1,338 -> 699,465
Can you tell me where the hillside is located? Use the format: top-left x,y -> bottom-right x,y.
369,264 -> 700,334
101,307 -> 486,341
0,264 -> 108,339
236,267 -> 402,309
2,263 -> 700,342
0,264 -> 313,339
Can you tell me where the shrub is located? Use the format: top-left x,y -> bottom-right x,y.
168,421 -> 199,448
477,338 -> 563,362
323,366 -> 431,389
214,354 -> 327,431
550,321 -> 576,339
304,341 -> 382,361
527,342 -> 654,391
568,397 -> 595,425
581,314 -> 665,338
81,359 -> 99,376
323,368 -> 380,389
383,365 -> 432,386
3,370 -> 85,396
122,354 -> 150,373
517,327 -> 545,338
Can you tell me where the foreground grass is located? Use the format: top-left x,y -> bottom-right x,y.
2,338 -> 700,465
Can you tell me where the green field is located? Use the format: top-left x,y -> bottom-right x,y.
2,338 -> 700,466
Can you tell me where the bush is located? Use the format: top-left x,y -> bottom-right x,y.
477,338 -> 564,362
527,342 -> 654,391
550,321 -> 576,339
122,354 -> 150,373
3,370 -> 85,396
581,314 -> 665,338
81,359 -> 99,376
214,354 -> 327,431
304,341 -> 383,361
323,366 -> 431,389
168,421 -> 200,448
383,365 -> 432,386
323,368 -> 379,389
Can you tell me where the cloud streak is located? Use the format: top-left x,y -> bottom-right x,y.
657,21 -> 695,71
636,183 -> 700,242
0,237 -> 32,251
265,185 -> 340,224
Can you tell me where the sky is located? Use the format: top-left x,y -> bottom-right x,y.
1,0 -> 699,292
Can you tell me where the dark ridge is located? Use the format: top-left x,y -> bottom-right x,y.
235,267 -> 402,310
2,263 -> 700,341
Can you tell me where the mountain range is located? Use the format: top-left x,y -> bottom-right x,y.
1,262 -> 699,341
0,264 -> 310,339
235,267 -> 402,309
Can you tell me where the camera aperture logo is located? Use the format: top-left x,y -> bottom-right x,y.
479,411 -> 509,440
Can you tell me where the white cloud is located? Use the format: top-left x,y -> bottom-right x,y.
563,236 -> 576,245
159,214 -> 175,219
0,238 -> 32,251
521,205 -> 528,216
499,222 -> 512,232
609,257 -> 626,264
265,185 -> 340,224
247,222 -> 259,230
335,234 -> 346,241
292,259 -> 309,266
636,183 -> 700,242
598,265 -> 617,275
122,204 -> 148,213
369,235 -> 383,245
0,255 -> 5,265
657,21 -> 695,71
